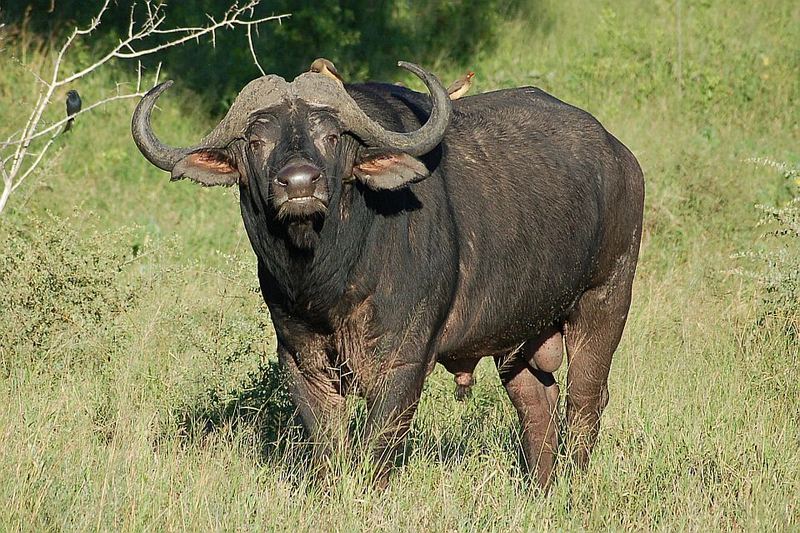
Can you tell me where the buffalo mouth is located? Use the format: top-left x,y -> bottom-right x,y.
276,196 -> 328,221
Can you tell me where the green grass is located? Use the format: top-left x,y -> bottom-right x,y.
1,0 -> 798,530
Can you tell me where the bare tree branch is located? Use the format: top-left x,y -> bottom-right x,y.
247,24 -> 266,76
0,0 -> 290,214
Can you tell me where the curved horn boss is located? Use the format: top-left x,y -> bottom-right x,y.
132,76 -> 289,183
132,62 -> 450,178
131,81 -> 191,171
295,61 -> 452,156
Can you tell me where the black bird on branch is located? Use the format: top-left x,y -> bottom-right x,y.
63,90 -> 81,133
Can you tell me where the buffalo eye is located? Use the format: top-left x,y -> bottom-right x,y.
250,139 -> 265,151
325,134 -> 339,147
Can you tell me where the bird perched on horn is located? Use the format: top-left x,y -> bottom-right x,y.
309,58 -> 344,86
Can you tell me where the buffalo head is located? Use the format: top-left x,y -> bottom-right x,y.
132,62 -> 451,247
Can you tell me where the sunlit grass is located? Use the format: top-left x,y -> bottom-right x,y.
1,0 -> 798,530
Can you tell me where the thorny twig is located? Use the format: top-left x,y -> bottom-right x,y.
0,0 -> 289,214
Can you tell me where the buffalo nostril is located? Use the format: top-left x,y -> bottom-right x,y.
275,163 -> 322,198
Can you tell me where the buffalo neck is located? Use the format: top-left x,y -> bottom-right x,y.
241,181 -> 382,328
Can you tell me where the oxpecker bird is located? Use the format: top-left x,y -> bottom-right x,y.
447,71 -> 474,100
309,58 -> 344,86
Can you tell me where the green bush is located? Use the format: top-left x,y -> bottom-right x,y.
169,259 -> 297,447
0,209 -> 294,445
736,159 -> 800,337
0,212 -> 141,371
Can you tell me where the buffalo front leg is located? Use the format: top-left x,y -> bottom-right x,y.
363,358 -> 429,488
278,343 -> 348,478
495,349 -> 560,488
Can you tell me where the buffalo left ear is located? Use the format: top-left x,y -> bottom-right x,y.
352,148 -> 430,191
171,149 -> 240,187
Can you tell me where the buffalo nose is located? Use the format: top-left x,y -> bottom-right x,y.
275,163 -> 321,199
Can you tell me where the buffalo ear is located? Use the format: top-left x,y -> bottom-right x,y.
171,149 -> 240,187
352,148 -> 429,191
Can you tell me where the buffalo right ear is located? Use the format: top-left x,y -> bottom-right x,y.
171,149 -> 240,187
352,147 -> 430,191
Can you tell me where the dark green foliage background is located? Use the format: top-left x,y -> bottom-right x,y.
4,0 -> 530,109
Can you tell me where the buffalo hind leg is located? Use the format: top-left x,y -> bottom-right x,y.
564,274 -> 635,470
495,350 -> 560,488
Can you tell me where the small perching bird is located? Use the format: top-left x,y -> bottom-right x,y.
309,58 -> 344,86
447,71 -> 475,100
64,90 -> 82,133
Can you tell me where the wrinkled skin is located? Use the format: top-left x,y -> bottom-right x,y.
132,67 -> 644,489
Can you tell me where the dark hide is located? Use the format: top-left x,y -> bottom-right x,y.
174,81 -> 644,488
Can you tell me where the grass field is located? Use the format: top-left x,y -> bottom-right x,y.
1,0 -> 798,530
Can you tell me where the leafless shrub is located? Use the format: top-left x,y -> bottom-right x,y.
0,0 -> 289,214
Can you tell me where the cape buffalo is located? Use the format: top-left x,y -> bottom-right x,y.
132,61 -> 644,488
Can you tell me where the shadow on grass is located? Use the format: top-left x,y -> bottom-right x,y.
404,394 -> 525,474
174,358 -> 308,461
171,358 -> 546,487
